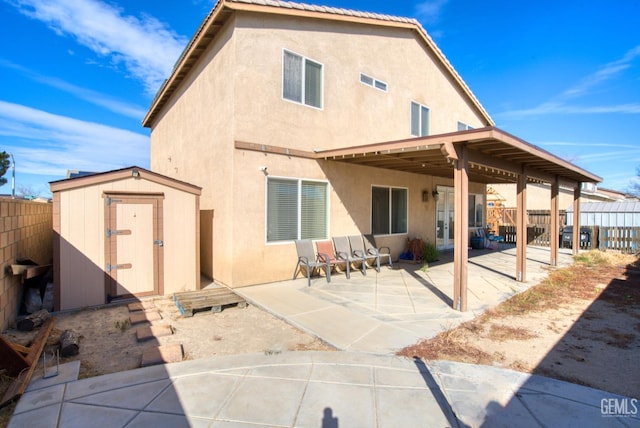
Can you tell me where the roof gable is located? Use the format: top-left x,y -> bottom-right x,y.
49,166 -> 202,195
142,0 -> 493,128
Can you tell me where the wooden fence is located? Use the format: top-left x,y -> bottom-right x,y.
598,227 -> 640,253
496,216 -> 640,254
490,208 -> 567,247
488,208 -> 566,232
499,225 -> 570,247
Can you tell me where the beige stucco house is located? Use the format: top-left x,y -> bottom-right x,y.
143,0 -> 600,310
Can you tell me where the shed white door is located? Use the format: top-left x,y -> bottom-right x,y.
105,194 -> 163,301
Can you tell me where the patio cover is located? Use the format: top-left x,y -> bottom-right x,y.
236,126 -> 602,311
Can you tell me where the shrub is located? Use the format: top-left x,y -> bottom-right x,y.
422,240 -> 439,263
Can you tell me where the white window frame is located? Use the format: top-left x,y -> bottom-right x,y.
282,49 -> 324,110
410,101 -> 430,137
457,121 -> 474,131
360,73 -> 388,92
371,185 -> 409,236
265,176 -> 330,244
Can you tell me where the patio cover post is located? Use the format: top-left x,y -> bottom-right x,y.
572,186 -> 582,254
453,144 -> 469,311
550,177 -> 560,266
516,170 -> 527,282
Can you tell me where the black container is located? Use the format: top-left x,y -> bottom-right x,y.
561,226 -> 591,249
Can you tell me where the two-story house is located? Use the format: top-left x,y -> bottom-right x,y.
143,0 -> 599,309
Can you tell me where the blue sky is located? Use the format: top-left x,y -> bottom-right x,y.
1,0 -> 639,197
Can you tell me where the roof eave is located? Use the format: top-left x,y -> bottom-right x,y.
142,0 -> 231,127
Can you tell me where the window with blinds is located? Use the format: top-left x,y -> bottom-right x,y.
283,50 -> 323,109
410,101 -> 430,137
371,186 -> 408,235
267,177 -> 328,242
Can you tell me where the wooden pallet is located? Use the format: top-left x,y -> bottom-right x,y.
173,288 -> 246,317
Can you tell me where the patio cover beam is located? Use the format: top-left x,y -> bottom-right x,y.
453,145 -> 469,311
516,170 -> 527,282
550,177 -> 560,266
573,187 -> 582,254
314,127 -> 601,186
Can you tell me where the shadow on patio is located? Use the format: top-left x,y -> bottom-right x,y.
235,246 -> 574,354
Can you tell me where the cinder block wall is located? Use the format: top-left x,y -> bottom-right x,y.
0,199 -> 53,330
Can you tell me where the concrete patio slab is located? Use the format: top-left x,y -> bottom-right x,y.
25,360 -> 80,393
237,246 -> 574,354
12,352 -> 636,428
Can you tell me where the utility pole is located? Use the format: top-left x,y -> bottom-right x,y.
10,153 -> 15,199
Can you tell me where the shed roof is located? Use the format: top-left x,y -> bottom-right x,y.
568,201 -> 640,213
49,166 -> 202,195
142,0 -> 492,128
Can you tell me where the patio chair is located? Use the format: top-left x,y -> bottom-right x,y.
293,239 -> 331,287
349,235 -> 380,272
315,240 -> 347,278
332,236 -> 366,277
363,234 -> 392,268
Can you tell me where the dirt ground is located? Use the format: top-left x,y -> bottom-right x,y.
3,297 -> 334,381
399,251 -> 640,398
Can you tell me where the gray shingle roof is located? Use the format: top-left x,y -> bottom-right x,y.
228,0 -> 420,25
568,201 -> 640,213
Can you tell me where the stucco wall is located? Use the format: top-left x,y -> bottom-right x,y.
55,176 -> 198,310
0,199 -> 52,331
229,149 -> 484,286
233,13 -> 488,151
227,13 -> 488,285
150,17 -> 236,286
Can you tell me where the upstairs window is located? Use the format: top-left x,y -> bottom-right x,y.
360,73 -> 388,92
411,101 -> 430,136
457,121 -> 474,131
283,50 -> 323,109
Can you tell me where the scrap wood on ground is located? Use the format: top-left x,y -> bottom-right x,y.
0,317 -> 55,408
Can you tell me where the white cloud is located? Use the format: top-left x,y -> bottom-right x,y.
415,0 -> 449,25
561,45 -> 640,100
542,141 -> 640,150
7,0 -> 188,94
498,101 -> 640,119
497,45 -> 640,119
0,100 -> 149,177
0,59 -> 147,119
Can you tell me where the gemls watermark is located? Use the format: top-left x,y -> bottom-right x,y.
601,398 -> 638,418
